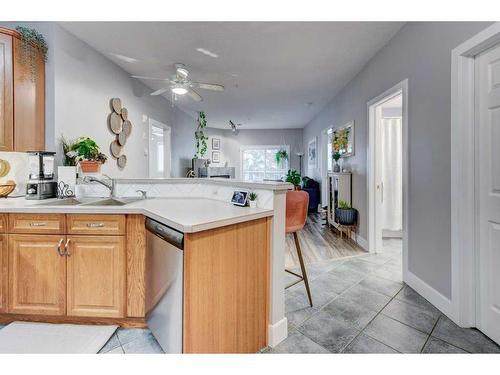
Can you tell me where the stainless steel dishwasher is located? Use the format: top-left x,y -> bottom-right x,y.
145,218 -> 184,353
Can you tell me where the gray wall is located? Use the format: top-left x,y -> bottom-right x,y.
303,22 -> 492,299
171,123 -> 303,178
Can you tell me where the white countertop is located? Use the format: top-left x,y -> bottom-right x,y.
0,197 -> 273,233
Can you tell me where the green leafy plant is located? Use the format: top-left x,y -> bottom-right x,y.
248,192 -> 258,201
61,136 -> 107,166
285,169 -> 301,186
275,149 -> 288,165
332,151 -> 341,162
15,26 -> 48,82
338,199 -> 351,209
194,111 -> 209,158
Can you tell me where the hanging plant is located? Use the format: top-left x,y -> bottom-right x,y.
194,111 -> 209,158
275,149 -> 288,166
15,26 -> 48,82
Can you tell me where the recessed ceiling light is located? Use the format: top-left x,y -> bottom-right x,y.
172,86 -> 188,95
196,47 -> 218,58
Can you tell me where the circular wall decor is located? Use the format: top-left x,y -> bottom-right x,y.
121,107 -> 128,121
109,112 -> 123,134
117,131 -> 127,146
0,159 -> 11,178
111,98 -> 122,114
117,155 -> 127,169
122,120 -> 132,136
110,140 -> 122,158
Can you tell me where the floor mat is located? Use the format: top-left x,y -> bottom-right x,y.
0,321 -> 118,354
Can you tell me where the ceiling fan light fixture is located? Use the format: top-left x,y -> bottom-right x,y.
172,85 -> 188,95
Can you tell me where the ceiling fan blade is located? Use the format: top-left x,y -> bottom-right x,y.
193,82 -> 225,91
150,87 -> 170,96
131,75 -> 171,82
187,89 -> 203,102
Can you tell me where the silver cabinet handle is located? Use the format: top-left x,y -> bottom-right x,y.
30,222 -> 47,227
64,239 -> 71,256
87,223 -> 104,228
57,238 -> 65,256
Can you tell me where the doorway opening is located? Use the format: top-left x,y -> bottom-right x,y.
367,80 -> 408,275
148,118 -> 171,178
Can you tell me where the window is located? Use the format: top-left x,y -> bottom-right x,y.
149,119 -> 171,178
327,128 -> 333,172
240,145 -> 289,181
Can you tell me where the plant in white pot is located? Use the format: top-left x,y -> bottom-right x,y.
248,192 -> 258,208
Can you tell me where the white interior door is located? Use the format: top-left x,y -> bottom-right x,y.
148,119 -> 171,178
475,42 -> 500,344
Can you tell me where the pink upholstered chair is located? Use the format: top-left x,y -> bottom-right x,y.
285,190 -> 313,307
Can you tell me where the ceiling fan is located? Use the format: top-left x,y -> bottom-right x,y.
229,120 -> 243,133
131,63 -> 224,102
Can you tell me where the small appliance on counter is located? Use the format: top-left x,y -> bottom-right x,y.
26,151 -> 58,200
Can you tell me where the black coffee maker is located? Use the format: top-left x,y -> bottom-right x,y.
26,151 -> 57,200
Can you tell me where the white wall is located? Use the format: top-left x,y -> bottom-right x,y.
303,22 -> 493,299
53,24 -> 182,178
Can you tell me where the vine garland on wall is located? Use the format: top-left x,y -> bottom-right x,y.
194,111 -> 208,158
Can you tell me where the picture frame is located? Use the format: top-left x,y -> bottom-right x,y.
212,138 -> 220,150
212,151 -> 220,163
332,121 -> 355,157
231,190 -> 248,207
308,137 -> 317,169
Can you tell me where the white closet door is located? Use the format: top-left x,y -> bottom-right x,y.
476,42 -> 500,344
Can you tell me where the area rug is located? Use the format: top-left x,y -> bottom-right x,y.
0,321 -> 118,354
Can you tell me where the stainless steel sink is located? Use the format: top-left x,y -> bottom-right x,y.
80,198 -> 141,206
39,198 -> 83,206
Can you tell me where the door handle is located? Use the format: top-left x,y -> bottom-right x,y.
56,238 -> 65,256
381,181 -> 384,203
87,223 -> 104,228
64,239 -> 71,256
30,222 -> 47,227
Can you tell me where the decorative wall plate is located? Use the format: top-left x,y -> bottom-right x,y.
117,131 -> 127,146
122,120 -> 132,136
110,112 -> 123,134
117,155 -> 127,169
121,107 -> 128,121
111,98 -> 122,114
110,140 -> 122,158
0,159 -> 11,178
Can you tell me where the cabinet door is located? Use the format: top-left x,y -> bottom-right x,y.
8,235 -> 66,316
13,36 -> 45,152
0,33 -> 13,151
67,236 -> 125,318
0,234 -> 7,313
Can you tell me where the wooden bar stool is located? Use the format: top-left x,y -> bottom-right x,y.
285,190 -> 313,307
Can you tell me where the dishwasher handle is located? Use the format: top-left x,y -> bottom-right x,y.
146,218 -> 184,249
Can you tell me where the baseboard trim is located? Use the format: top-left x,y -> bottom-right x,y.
267,317 -> 288,348
405,270 -> 457,321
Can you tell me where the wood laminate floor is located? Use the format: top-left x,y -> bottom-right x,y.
285,212 -> 366,268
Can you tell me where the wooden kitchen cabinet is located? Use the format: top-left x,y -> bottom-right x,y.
8,235 -> 66,316
0,27 -> 45,152
66,236 -> 126,318
0,32 -> 13,151
0,235 -> 7,313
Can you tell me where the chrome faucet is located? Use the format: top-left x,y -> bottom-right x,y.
82,174 -> 115,197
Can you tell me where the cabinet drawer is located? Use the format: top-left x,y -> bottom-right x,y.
8,214 -> 65,234
67,214 -> 126,235
0,214 -> 7,233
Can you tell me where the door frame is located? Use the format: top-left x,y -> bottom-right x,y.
451,22 -> 500,327
367,79 -> 409,279
148,118 -> 171,178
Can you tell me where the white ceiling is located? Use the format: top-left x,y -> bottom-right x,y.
60,22 -> 404,129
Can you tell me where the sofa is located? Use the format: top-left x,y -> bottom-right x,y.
302,177 -> 320,213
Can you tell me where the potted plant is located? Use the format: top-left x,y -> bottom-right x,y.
332,151 -> 341,172
15,26 -> 49,82
335,199 -> 357,225
248,192 -> 258,208
286,169 -> 302,190
275,149 -> 288,168
72,137 -> 108,173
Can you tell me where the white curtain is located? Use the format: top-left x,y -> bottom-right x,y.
380,117 -> 402,231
